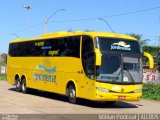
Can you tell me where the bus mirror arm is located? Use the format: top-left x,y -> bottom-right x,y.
95,49 -> 102,66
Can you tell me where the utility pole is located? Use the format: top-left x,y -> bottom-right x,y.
44,9 -> 66,33
23,5 -> 32,32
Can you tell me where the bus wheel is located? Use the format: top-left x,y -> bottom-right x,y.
68,85 -> 77,104
15,78 -> 21,92
21,78 -> 27,93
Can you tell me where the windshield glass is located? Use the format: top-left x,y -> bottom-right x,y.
96,53 -> 122,83
96,53 -> 143,84
96,37 -> 141,53
123,54 -> 143,83
95,37 -> 142,84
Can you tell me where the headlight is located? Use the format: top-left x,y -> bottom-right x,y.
96,87 -> 110,92
134,89 -> 142,93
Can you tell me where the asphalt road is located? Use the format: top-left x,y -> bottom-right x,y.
0,81 -> 160,119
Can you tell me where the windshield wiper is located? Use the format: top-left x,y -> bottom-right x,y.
123,67 -> 135,84
112,65 -> 122,83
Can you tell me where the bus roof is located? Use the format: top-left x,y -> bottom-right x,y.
10,31 -> 137,43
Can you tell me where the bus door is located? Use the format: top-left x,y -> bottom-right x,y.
78,36 -> 95,99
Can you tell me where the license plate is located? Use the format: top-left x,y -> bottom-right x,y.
118,96 -> 126,100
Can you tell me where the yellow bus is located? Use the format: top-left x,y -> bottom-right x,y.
7,31 -> 143,104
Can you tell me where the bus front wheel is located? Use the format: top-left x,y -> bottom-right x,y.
68,85 -> 77,104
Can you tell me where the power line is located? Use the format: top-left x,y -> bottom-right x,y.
102,6 -> 160,18
12,6 -> 160,32
50,6 -> 160,23
143,35 -> 160,38
2,6 -> 160,38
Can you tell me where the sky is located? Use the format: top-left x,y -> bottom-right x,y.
0,0 -> 160,54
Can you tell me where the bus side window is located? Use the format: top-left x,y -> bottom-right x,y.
82,36 -> 95,80
59,36 -> 80,58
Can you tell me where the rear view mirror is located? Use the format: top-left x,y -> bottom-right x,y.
143,51 -> 154,69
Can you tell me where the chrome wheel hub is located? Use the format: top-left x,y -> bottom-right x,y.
70,89 -> 75,98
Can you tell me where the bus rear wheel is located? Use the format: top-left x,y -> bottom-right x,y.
68,85 -> 77,104
21,78 -> 27,93
15,78 -> 21,92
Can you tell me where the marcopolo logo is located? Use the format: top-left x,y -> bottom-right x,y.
33,64 -> 56,83
37,64 -> 56,74
111,41 -> 131,51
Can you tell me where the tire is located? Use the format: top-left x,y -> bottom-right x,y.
21,78 -> 27,93
15,78 -> 21,92
68,85 -> 77,104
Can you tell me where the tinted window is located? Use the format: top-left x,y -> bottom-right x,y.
9,36 -> 80,58
96,37 -> 141,53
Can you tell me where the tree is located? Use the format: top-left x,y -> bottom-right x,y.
143,46 -> 160,66
1,53 -> 7,63
127,33 -> 149,47
128,33 -> 157,68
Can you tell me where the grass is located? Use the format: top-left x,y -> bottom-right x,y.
0,74 -> 6,80
142,83 -> 160,101
0,62 -> 6,66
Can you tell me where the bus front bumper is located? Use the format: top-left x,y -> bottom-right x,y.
93,92 -> 142,101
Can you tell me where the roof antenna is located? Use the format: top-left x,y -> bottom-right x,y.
99,18 -> 115,33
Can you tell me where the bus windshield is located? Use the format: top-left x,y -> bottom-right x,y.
95,37 -> 143,84
96,53 -> 122,83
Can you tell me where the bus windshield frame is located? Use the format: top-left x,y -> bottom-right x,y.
95,37 -> 143,84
